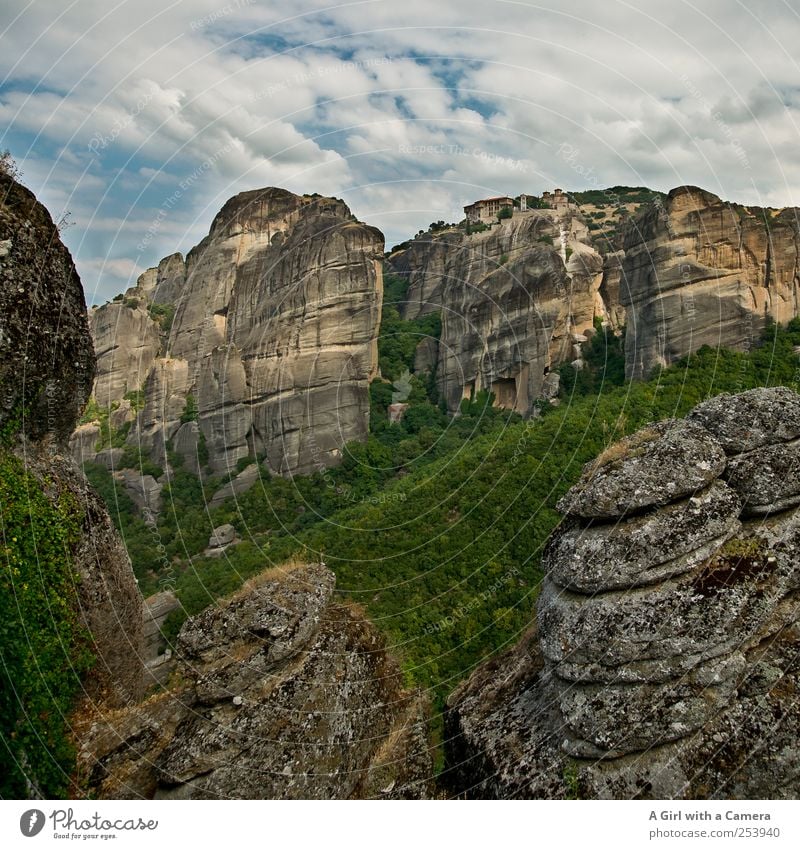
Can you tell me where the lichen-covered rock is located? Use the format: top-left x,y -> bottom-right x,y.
688,387 -> 800,454
0,171 -> 95,442
724,439 -> 800,515
557,419 -> 726,519
556,653 -> 746,757
538,544 -> 791,682
545,480 -> 741,592
445,387 -> 800,799
81,563 -> 433,799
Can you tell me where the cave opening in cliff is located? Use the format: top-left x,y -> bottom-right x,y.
490,377 -> 517,410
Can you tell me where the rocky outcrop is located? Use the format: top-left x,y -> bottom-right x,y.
445,387 -> 800,799
204,523 -> 240,557
392,209 -> 610,417
113,468 -> 163,514
0,171 -> 95,443
597,250 -> 627,327
78,188 -> 383,479
207,462 -> 261,508
135,252 -> 185,304
142,591 -> 180,685
622,187 -> 800,379
81,562 -> 432,799
390,229 -> 464,320
0,169 -> 144,707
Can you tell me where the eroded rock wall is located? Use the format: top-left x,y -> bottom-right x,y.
622,187 -> 800,379
391,209 -> 608,417
0,169 -> 144,707
80,188 -> 383,478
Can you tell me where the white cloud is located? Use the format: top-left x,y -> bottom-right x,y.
1,0 -> 799,302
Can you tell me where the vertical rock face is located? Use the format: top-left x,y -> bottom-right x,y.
390,229 -> 464,320
81,562 -> 433,800
622,186 -> 800,379
446,387 -> 800,799
90,302 -> 162,406
0,170 -> 144,707
391,209 -> 609,417
81,188 -> 383,478
0,171 -> 95,443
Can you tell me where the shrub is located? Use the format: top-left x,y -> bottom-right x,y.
180,395 -> 198,423
148,302 -> 176,334
0,149 -> 22,179
123,388 -> 145,412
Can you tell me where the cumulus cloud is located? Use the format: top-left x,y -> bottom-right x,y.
1,0 -> 799,302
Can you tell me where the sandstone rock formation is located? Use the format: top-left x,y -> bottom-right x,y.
81,562 -> 432,800
391,207 -> 609,417
621,187 -> 800,379
0,169 -> 144,707
445,387 -> 800,799
90,300 -> 162,406
79,188 -> 383,479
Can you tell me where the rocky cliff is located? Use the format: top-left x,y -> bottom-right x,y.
79,188 -> 383,478
621,186 -> 800,379
445,387 -> 800,799
0,168 -> 145,794
80,562 -> 432,800
392,186 -> 800,402
390,206 -> 608,416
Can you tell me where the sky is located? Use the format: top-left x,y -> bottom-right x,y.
2,0 -> 799,303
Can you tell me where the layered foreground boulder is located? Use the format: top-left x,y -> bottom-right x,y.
80,562 -> 432,800
445,387 -> 800,798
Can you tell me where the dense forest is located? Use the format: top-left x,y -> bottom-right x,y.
83,271 -> 800,763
